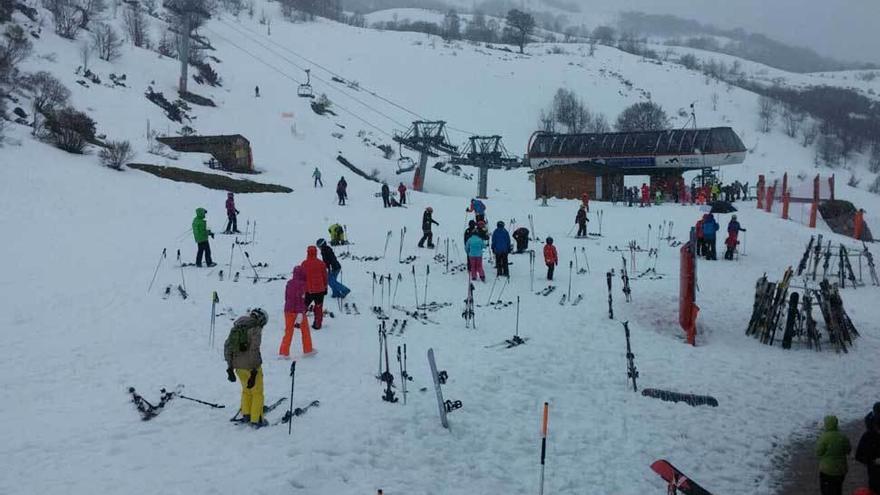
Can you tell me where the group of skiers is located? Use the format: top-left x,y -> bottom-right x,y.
222,234 -> 352,428
613,179 -> 749,207
814,402 -> 880,495
694,213 -> 745,261
189,193 -> 243,267
380,182 -> 408,208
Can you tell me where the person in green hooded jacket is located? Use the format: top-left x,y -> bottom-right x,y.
192,207 -> 216,267
816,415 -> 853,495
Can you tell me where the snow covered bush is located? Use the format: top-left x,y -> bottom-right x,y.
43,107 -> 96,153
21,71 -> 71,135
99,140 -> 134,170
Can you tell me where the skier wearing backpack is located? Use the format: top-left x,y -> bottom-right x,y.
301,246 -> 329,329
467,198 -> 487,223
418,206 -> 439,249
544,237 -> 558,280
702,213 -> 720,260
491,221 -> 512,277
224,193 -> 240,234
224,308 -> 268,427
575,205 -> 588,237
192,207 -> 215,267
317,238 -> 350,299
512,227 -> 530,253
279,267 -> 313,357
466,229 -> 486,282
312,167 -> 323,188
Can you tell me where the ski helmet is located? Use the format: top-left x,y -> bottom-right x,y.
546,236 -> 553,244
426,206 -> 433,212
497,221 -> 504,228
249,308 -> 268,327
316,238 -> 326,247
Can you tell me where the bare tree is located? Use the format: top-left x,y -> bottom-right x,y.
780,105 -> 804,138
757,95 -> 777,133
815,133 -> 842,167
99,140 -> 135,169
592,25 -> 615,44
615,101 -> 669,132
75,0 -> 106,30
79,41 -> 91,70
21,71 -> 71,135
0,24 -> 33,85
869,141 -> 880,173
44,0 -> 82,39
505,9 -> 535,54
550,88 -> 592,133
588,113 -> 610,133
538,109 -> 556,133
869,175 -> 880,195
442,10 -> 460,40
801,122 -> 819,147
92,23 -> 122,61
711,92 -> 719,111
123,4 -> 149,48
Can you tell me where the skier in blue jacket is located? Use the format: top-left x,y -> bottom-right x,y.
702,213 -> 720,260
491,221 -> 511,277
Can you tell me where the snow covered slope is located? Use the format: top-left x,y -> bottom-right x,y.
2,6 -> 880,495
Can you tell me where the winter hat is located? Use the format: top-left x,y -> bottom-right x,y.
497,221 -> 505,228
546,237 -> 553,244
227,192 -> 233,196
426,207 -> 433,212
316,238 -> 326,247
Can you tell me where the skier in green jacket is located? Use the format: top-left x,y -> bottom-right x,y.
816,415 -> 852,495
192,207 -> 216,267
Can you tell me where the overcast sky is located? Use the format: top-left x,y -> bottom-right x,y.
560,0 -> 880,65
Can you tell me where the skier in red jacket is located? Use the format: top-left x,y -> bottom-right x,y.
300,246 -> 329,329
543,237 -> 558,280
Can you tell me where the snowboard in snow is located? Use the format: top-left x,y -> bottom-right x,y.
650,459 -> 713,495
427,348 -> 448,429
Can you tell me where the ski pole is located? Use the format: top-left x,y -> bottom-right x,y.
210,291 -> 219,348
530,250 -> 535,292
180,264 -> 187,293
178,394 -> 225,408
288,361 -> 296,436
445,239 -> 450,274
244,251 -> 260,282
383,230 -> 392,259
573,247 -> 579,273
515,296 -> 520,338
538,402 -> 550,495
371,272 -> 376,307
392,274 -> 401,308
568,260 -> 573,300
567,224 -> 576,237
582,247 -> 591,274
411,265 -> 419,309
424,265 -> 430,308
397,345 -> 406,405
227,241 -> 235,279
244,220 -> 250,240
486,275 -> 498,305
252,220 -> 257,244
147,248 -> 167,293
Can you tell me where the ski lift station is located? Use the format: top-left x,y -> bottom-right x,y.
527,127 -> 747,200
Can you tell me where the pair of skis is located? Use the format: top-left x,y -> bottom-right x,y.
427,348 -> 462,429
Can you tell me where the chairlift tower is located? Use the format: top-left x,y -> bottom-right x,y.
451,135 -> 520,199
164,0 -> 210,94
393,121 -> 457,192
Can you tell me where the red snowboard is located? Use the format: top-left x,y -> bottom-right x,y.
650,459 -> 714,495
